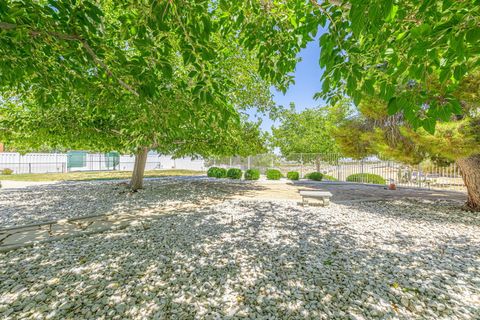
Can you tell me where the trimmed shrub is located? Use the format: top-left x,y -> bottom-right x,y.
306,172 -> 323,181
1,168 -> 13,175
266,169 -> 282,180
286,171 -> 299,180
244,169 -> 260,180
207,167 -> 219,177
207,167 -> 227,178
346,173 -> 386,184
323,174 -> 338,181
227,168 -> 242,179
216,168 -> 227,178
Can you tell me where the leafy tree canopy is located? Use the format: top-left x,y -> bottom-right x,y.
271,102 -> 346,157
315,0 -> 480,132
0,0 -> 318,157
332,73 -> 480,164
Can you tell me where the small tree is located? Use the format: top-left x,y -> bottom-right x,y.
272,103 -> 344,171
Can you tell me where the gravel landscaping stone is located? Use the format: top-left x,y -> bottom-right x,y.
1,181 -> 479,319
0,177 -> 234,228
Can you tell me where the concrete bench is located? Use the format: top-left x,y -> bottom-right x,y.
299,190 -> 333,206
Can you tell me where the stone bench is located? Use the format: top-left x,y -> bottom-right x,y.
299,190 -> 333,206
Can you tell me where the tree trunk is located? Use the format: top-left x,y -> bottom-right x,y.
130,147 -> 148,191
456,154 -> 480,212
315,155 -> 321,172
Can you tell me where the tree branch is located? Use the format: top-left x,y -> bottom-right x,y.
0,22 -> 139,97
79,40 -> 139,96
309,0 -> 344,50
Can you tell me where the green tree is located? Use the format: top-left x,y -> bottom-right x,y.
0,0 -> 314,190
312,0 -> 480,211
272,103 -> 343,171
333,73 -> 480,210
315,0 -> 480,131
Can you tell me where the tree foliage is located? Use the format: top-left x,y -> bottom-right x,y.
271,103 -> 345,157
0,0 -> 311,158
316,0 -> 480,132
332,73 -> 480,164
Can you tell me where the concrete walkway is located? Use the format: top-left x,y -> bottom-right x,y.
0,180 -> 466,252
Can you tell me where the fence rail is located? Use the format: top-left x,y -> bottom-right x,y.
207,153 -> 466,192
0,152 -> 466,193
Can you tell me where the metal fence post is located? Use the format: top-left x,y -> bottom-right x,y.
247,156 -> 251,170
337,158 -> 341,181
28,163 -> 32,174
300,153 -> 303,178
360,159 -> 364,182
418,164 -> 421,188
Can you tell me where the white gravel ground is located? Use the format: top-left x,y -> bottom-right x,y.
0,177 -> 230,227
1,192 -> 479,319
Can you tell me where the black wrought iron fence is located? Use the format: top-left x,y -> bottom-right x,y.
208,153 -> 466,192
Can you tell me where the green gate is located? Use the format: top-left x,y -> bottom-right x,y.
105,151 -> 120,169
67,151 -> 87,169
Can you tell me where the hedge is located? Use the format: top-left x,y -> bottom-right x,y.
266,169 -> 282,180
227,168 -> 242,179
286,171 -> 299,180
244,169 -> 260,180
346,173 -> 386,184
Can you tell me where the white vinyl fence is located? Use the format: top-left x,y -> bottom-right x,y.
0,152 -> 205,174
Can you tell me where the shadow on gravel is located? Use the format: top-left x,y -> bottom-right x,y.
340,199 -> 480,228
292,181 -> 467,204
0,177 -> 268,228
1,200 -> 478,319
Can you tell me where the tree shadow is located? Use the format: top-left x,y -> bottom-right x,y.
0,177 -> 268,228
339,199 -> 480,228
292,181 -> 467,204
1,199 -> 478,319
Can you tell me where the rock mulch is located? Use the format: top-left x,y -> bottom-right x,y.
1,194 -> 479,319
0,178 -> 244,228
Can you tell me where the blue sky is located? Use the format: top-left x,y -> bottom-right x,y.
253,28 -> 327,131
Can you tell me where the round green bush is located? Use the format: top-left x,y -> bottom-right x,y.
244,169 -> 260,180
346,173 -> 386,184
207,167 -> 227,178
286,171 -> 299,180
266,169 -> 282,180
227,168 -> 242,179
207,167 -> 219,177
1,168 -> 13,175
215,168 -> 227,178
306,172 -> 323,181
